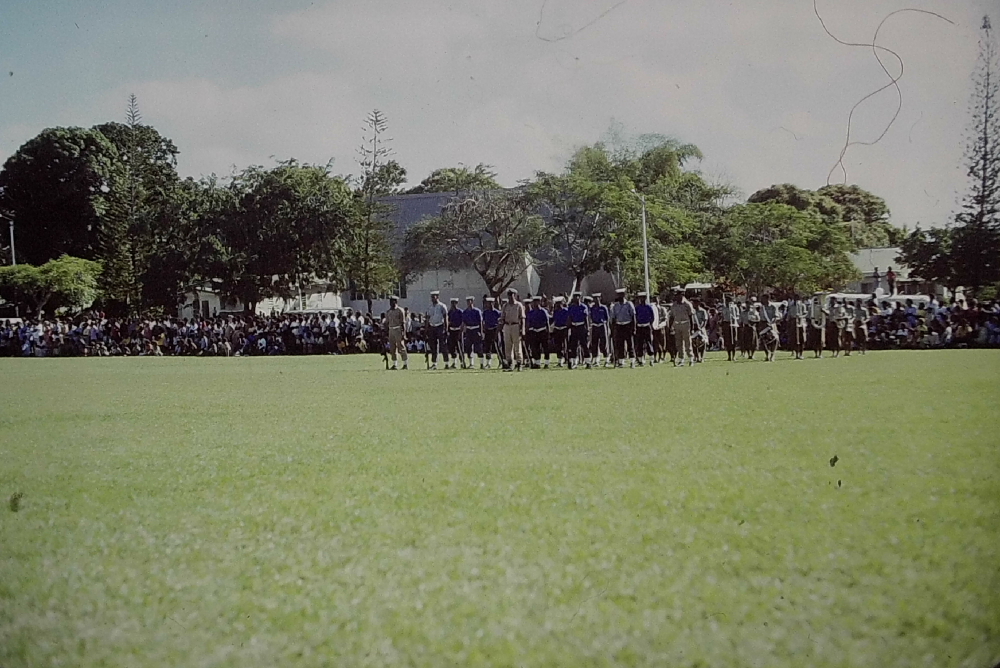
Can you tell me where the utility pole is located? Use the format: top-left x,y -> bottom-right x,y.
630,190 -> 651,296
7,219 -> 18,318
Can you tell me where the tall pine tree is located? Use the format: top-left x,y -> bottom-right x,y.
952,15 -> 1000,296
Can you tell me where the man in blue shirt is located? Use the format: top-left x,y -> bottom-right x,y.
611,288 -> 637,367
634,292 -> 655,366
566,292 -> 591,369
447,297 -> 466,369
589,293 -> 611,367
550,296 -> 570,366
525,296 -> 551,369
424,291 -> 449,370
462,296 -> 484,369
482,296 -> 502,369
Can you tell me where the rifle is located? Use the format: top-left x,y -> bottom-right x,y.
423,324 -> 431,369
378,326 -> 389,370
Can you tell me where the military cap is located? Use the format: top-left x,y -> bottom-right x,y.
583,295 -> 594,302
571,291 -> 582,297
450,297 -> 459,302
531,295 -> 541,301
507,288 -> 518,295
553,296 -> 565,303
465,296 -> 475,301
485,296 -> 495,302
615,287 -> 627,294
637,291 -> 648,298
591,293 -> 602,298
389,295 -> 399,301
430,290 -> 440,296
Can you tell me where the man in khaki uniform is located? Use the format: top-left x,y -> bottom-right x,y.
384,295 -> 408,370
668,290 -> 695,367
501,288 -> 525,371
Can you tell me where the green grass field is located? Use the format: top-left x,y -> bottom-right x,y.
1,351 -> 998,667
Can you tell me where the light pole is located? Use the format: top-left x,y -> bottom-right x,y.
7,218 -> 17,318
630,190 -> 651,296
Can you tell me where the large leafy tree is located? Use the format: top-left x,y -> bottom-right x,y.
0,127 -> 118,265
0,255 -> 102,317
556,137 -> 730,292
401,189 -> 548,298
816,184 -> 901,247
222,161 -> 355,313
749,182 -> 899,249
896,228 -> 957,293
141,176 -> 232,311
527,172 -> 631,292
405,164 -> 501,194
705,202 -> 856,295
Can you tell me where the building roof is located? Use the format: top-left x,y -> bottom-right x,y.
379,192 -> 456,236
847,247 -> 910,280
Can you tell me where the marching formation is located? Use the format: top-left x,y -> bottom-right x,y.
380,288 -> 1000,370
385,287 -> 745,371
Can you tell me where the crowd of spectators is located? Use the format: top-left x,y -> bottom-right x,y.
0,311 -> 383,357
858,296 -> 1000,349
1,295 -> 998,358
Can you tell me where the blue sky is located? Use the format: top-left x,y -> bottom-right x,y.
0,0 -> 995,231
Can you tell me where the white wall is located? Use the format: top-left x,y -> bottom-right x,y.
347,266 -> 540,314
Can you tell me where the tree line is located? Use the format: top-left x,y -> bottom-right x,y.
0,105 -> 899,318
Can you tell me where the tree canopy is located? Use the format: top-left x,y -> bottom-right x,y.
705,202 -> 857,296
405,164 -> 501,194
749,183 -> 899,249
0,127 -> 118,265
221,161 -> 356,312
401,189 -> 548,298
0,255 -> 102,317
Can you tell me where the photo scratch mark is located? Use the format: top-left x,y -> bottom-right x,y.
908,111 -> 923,143
535,0 -> 628,43
813,1 -> 953,185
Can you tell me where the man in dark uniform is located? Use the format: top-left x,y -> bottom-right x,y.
589,293 -> 611,367
550,296 -> 569,366
853,298 -> 869,355
566,292 -> 590,369
462,296 -> 484,369
610,287 -> 636,368
786,293 -> 807,360
808,294 -> 826,358
525,295 -> 550,369
446,297 -> 465,369
482,296 -> 502,369
826,296 -> 843,358
633,292 -> 655,366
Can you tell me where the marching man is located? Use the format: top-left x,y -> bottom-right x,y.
501,288 -> 525,371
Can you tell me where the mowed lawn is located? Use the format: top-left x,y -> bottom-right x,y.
0,351 -> 998,668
